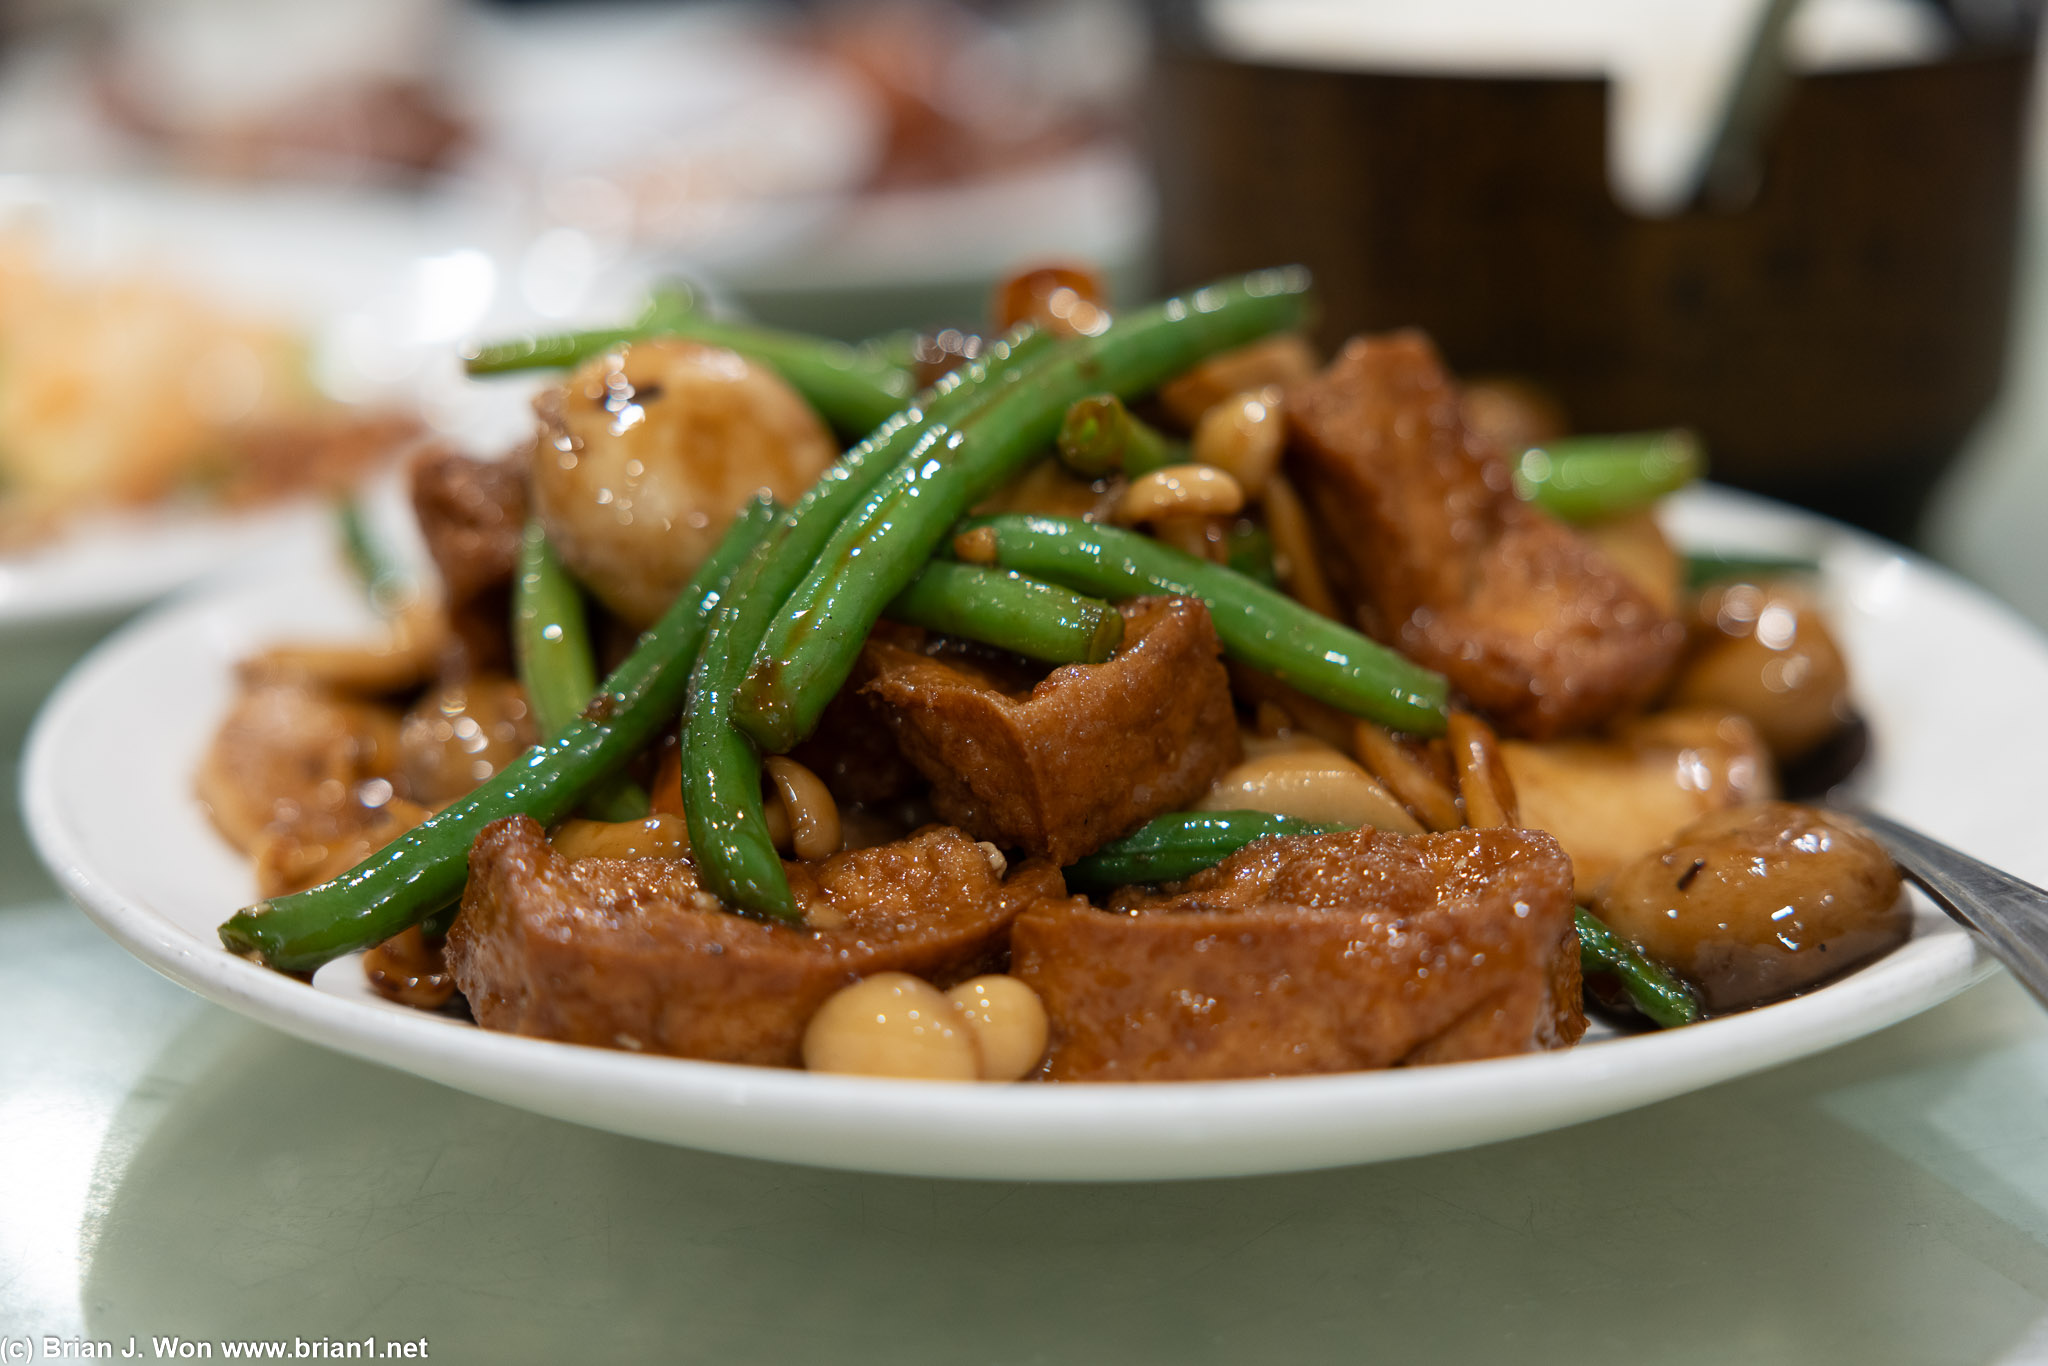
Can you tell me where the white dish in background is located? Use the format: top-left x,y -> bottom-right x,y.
0,174 -> 657,630
21,486 -> 2041,1180
447,4 -> 881,275
0,501 -> 327,631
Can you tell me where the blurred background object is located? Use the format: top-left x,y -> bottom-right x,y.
0,0 -> 464,184
0,172 -> 670,634
0,209 -> 415,550
0,0 -> 2044,559
1924,67 -> 2048,624
0,0 -> 1155,336
1151,0 -> 2039,542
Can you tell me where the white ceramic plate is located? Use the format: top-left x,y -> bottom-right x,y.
0,174 -> 655,630
22,487 -> 2043,1180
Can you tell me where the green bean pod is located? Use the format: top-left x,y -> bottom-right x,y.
467,306 -> 912,437
1223,521 -> 1280,589
218,495 -> 780,971
645,315 -> 913,435
1683,549 -> 1821,588
460,287 -> 697,375
679,682 -> 791,919
1064,811 -> 1339,892
679,534 -> 801,920
956,514 -> 1450,735
737,268 -> 1315,754
1056,393 -> 1183,479
513,521 -> 648,823
463,325 -> 649,376
513,520 -> 601,742
863,329 -> 925,372
680,330 -> 1064,918
1513,430 -> 1704,522
334,498 -> 413,616
885,562 -> 1123,664
1574,907 -> 1701,1028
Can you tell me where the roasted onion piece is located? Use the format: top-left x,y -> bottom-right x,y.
1593,801 -> 1907,1011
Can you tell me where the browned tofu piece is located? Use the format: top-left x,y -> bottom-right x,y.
860,596 -> 1240,863
445,815 -> 1061,1065
1285,332 -> 1683,738
410,446 -> 527,673
1011,827 -> 1584,1080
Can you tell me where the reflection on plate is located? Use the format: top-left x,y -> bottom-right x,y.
23,487 -> 2042,1180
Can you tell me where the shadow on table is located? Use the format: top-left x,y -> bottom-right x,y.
77,981 -> 2048,1366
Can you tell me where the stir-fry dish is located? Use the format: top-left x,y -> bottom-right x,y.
0,233 -> 415,547
202,264 -> 1911,1082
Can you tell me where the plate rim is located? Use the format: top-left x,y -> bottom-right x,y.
20,484 -> 2022,1180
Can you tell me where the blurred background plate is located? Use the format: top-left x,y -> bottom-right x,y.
0,173 -> 665,633
0,0 -> 1155,341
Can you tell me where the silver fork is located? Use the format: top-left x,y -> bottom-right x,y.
1849,809 -> 2048,1009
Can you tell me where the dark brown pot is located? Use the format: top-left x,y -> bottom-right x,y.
1151,40 -> 2034,540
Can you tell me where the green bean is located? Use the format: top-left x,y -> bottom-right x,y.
737,268 -> 1314,754
955,514 -> 1450,735
886,562 -> 1123,664
1056,393 -> 1183,478
646,315 -> 913,435
334,499 -> 412,616
513,521 -> 648,823
1574,907 -> 1701,1028
1223,521 -> 1280,589
513,520 -> 600,741
461,289 -> 695,374
865,329 -> 924,372
1684,549 -> 1821,588
463,324 -> 648,376
466,304 -> 913,437
1512,430 -> 1703,522
218,495 -> 779,971
1064,811 -> 1339,892
679,650 -> 791,918
680,329 -> 1064,918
